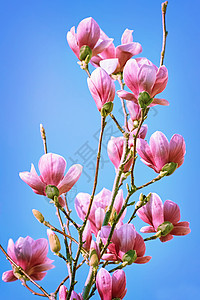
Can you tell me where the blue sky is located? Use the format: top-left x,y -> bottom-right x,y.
0,0 -> 200,299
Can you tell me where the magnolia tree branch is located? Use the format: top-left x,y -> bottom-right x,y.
160,1 -> 168,66
40,124 -> 48,154
0,244 -> 50,298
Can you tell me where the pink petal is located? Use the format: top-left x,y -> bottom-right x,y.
117,90 -> 138,103
101,253 -> 118,261
75,192 -> 90,221
14,237 -> 32,270
30,272 -> 47,281
30,238 -> 49,265
150,98 -> 169,106
169,134 -> 186,167
134,232 -> 146,257
100,58 -> 119,75
114,189 -> 124,215
116,42 -> 142,70
138,64 -> 156,94
123,59 -> 140,95
140,225 -> 155,233
59,285 -> 67,300
134,256 -> 152,264
126,102 -> 141,121
171,224 -> 191,236
19,164 -> 46,195
112,270 -> 127,299
2,270 -> 17,282
136,138 -> 156,171
107,136 -> 124,170
7,239 -> 17,262
151,65 -> 168,97
92,38 -> 114,56
117,224 -> 136,256
95,207 -> 105,231
149,131 -> 169,172
66,27 -> 79,59
121,29 -> 133,44
96,268 -> 112,300
57,164 -> 82,195
159,234 -> 174,242
39,153 -> 66,186
163,200 -> 180,224
77,17 -> 100,49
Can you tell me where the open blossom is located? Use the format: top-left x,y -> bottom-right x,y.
107,130 -> 147,172
59,285 -> 83,300
96,268 -> 127,300
67,17 -> 113,60
2,237 -> 54,282
87,67 -> 115,111
137,193 -> 191,242
75,188 -> 126,236
136,131 -> 186,173
19,153 -> 82,196
117,58 -> 169,106
100,224 -> 151,264
91,28 -> 142,74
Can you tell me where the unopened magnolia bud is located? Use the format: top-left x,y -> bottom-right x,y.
139,193 -> 144,202
79,45 -> 92,62
138,92 -> 153,108
47,229 -> 61,253
133,120 -> 139,128
157,221 -> 174,237
160,162 -> 178,176
45,185 -> 59,199
101,102 -> 114,117
89,249 -> 99,267
122,249 -> 137,265
146,193 -> 151,203
32,209 -> 44,223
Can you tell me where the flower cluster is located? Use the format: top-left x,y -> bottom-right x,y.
1,12 -> 191,300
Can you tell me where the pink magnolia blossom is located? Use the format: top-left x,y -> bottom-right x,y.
91,28 -> 142,74
100,224 -> 151,264
137,193 -> 191,242
136,131 -> 186,173
59,285 -> 83,300
75,188 -> 126,236
126,102 -> 142,121
2,237 -> 54,282
67,17 -> 113,60
117,58 -> 169,106
87,67 -> 115,111
96,268 -> 127,300
19,153 -> 82,196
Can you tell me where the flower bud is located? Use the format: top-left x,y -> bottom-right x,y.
79,45 -> 92,62
89,240 -> 100,267
138,91 -> 153,108
157,221 -> 174,237
122,249 -> 137,265
45,185 -> 59,199
47,229 -> 61,253
32,209 -> 44,223
101,102 -> 114,117
160,162 -> 178,176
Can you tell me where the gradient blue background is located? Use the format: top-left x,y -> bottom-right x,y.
0,0 -> 199,299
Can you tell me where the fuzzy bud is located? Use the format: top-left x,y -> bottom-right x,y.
157,221 -> 174,237
101,102 -> 114,117
79,45 -> 92,62
122,249 -> 137,265
32,209 -> 44,223
138,91 -> 153,108
160,162 -> 178,176
45,185 -> 59,199
47,229 -> 61,253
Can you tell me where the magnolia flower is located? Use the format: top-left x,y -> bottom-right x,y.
100,224 -> 151,264
91,28 -> 142,74
137,193 -> 191,242
59,285 -> 83,300
2,237 -> 54,282
117,58 -> 169,106
75,188 -> 126,236
87,67 -> 115,111
136,131 -> 186,173
96,268 -> 127,300
19,153 -> 82,197
67,17 -> 113,60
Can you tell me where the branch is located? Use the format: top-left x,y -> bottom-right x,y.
40,124 -> 48,154
160,1 -> 168,66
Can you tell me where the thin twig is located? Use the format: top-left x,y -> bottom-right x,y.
136,174 -> 163,191
109,113 -> 125,134
0,244 -> 50,298
160,1 -> 168,66
21,281 -> 46,297
40,124 -> 48,154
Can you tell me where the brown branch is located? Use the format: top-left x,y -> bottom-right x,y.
40,124 -> 48,154
160,1 -> 168,66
